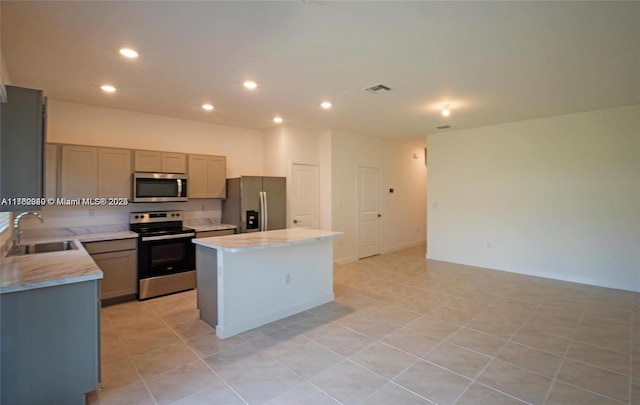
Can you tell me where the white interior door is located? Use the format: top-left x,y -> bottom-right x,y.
291,163 -> 320,229
358,166 -> 381,258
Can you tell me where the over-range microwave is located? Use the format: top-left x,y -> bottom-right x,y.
133,173 -> 188,202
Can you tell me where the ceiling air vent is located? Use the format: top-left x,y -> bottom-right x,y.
436,125 -> 451,130
365,84 -> 391,94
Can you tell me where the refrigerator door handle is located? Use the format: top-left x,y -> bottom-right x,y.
263,191 -> 268,231
259,191 -> 266,231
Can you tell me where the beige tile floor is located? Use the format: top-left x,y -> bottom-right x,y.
88,245 -> 640,405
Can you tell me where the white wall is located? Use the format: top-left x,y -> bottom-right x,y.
48,100 -> 264,178
427,105 -> 640,292
28,99 -> 267,229
261,125 -> 427,262
318,130 -> 332,230
263,125 -> 322,229
263,125 -> 319,177
331,130 -> 427,264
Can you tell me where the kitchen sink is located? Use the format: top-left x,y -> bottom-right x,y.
6,240 -> 78,256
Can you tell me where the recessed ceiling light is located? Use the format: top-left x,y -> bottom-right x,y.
273,116 -> 283,124
441,104 -> 451,117
243,80 -> 257,89
119,48 -> 139,59
101,85 -> 116,93
202,104 -> 214,111
321,101 -> 332,109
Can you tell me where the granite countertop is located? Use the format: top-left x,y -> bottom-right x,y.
1,228 -> 138,295
1,243 -> 102,294
192,228 -> 343,253
183,218 -> 236,233
1,219 -> 235,294
189,224 -> 237,233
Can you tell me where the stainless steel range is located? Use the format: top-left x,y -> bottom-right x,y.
130,210 -> 195,300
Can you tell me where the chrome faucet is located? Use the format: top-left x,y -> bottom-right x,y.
13,212 -> 44,250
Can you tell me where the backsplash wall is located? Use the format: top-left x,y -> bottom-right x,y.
17,199 -> 222,231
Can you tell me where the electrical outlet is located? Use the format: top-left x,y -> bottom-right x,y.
284,274 -> 291,285
486,242 -> 491,249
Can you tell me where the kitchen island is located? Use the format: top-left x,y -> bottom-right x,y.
192,228 -> 343,339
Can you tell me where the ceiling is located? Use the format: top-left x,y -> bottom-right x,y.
2,1 -> 639,146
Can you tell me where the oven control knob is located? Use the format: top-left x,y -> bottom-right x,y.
134,215 -> 139,219
176,213 -> 180,217
171,213 -> 175,217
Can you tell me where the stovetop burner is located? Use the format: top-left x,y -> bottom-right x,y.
129,210 -> 193,236
134,226 -> 195,237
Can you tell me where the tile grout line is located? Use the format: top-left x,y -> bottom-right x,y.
96,248 -> 635,405
542,293 -> 591,404
152,296 -> 252,405
111,295 -> 237,404
450,290 -> 540,405
158,294 -> 249,405
102,302 -> 161,405
244,326 -> 345,404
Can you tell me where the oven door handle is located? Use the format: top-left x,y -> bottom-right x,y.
141,232 -> 195,242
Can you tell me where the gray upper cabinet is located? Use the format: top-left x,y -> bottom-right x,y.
58,145 -> 132,199
60,145 -> 99,199
0,85 -> 46,211
45,143 -> 59,200
188,154 -> 227,199
134,150 -> 186,173
98,148 -> 132,198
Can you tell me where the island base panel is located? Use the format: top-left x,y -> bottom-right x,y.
196,238 -> 335,339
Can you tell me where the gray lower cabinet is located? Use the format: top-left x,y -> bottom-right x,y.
0,280 -> 100,405
84,238 -> 137,303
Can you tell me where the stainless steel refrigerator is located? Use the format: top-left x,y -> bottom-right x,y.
222,176 -> 287,233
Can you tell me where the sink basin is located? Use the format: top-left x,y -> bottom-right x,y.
6,240 -> 78,256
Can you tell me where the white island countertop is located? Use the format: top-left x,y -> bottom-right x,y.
192,228 -> 343,252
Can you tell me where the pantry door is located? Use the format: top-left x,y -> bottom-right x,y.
291,163 -> 319,229
358,166 -> 381,258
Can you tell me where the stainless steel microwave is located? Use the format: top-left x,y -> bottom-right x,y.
133,173 -> 188,202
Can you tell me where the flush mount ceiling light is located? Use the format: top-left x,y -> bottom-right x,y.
243,80 -> 257,89
320,101 -> 332,109
273,116 -> 283,124
202,104 -> 214,111
441,104 -> 451,117
119,48 -> 138,59
101,85 -> 116,93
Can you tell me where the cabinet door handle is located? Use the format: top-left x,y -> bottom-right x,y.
293,219 -> 298,224
377,214 -> 382,218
